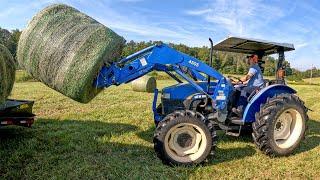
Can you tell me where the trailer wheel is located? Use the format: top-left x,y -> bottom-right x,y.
252,93 -> 308,156
153,110 -> 216,166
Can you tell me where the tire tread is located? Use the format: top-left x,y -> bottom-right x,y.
153,110 -> 217,166
252,93 -> 309,156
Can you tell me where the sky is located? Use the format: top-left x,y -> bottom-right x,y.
0,0 -> 319,70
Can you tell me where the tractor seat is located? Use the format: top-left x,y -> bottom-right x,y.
247,87 -> 260,102
247,79 -> 270,101
263,79 -> 270,87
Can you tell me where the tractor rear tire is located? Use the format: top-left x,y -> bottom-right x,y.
153,110 -> 217,166
252,93 -> 308,156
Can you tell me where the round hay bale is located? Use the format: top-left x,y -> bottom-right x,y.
0,44 -> 16,105
132,76 -> 157,93
17,4 -> 126,103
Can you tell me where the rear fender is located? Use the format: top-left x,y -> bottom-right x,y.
243,84 -> 296,123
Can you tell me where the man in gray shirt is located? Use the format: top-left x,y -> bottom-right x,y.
239,54 -> 264,87
232,54 -> 264,116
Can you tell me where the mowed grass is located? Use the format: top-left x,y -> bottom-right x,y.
0,80 -> 319,179
303,77 -> 320,85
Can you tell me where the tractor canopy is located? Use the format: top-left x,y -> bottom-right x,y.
213,37 -> 294,55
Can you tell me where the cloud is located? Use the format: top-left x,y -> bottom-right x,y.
183,0 -> 320,69
186,9 -> 212,15
57,0 -> 208,46
296,43 -> 308,49
185,0 -> 286,36
0,7 -> 16,18
0,0 -> 58,29
118,0 -> 144,2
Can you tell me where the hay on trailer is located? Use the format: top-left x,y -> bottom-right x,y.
0,44 -> 16,105
17,4 -> 125,103
132,76 -> 157,93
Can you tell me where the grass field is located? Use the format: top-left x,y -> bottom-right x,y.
303,77 -> 320,85
15,70 -> 35,83
1,79 -> 319,179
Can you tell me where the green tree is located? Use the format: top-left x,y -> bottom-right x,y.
8,29 -> 21,57
0,27 -> 22,58
0,27 -> 12,48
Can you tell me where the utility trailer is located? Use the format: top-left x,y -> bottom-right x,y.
0,99 -> 35,127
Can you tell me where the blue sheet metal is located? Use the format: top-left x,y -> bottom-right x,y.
242,84 -> 296,122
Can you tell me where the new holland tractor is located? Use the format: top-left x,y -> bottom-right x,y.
94,37 -> 308,166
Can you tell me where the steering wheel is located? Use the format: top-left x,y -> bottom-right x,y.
227,75 -> 242,84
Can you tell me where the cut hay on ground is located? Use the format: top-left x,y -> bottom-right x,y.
17,4 -> 125,103
0,44 -> 15,105
132,76 -> 157,93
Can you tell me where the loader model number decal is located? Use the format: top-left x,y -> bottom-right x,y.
140,57 -> 147,66
188,60 -> 199,67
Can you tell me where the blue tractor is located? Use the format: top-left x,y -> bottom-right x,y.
95,37 -> 308,166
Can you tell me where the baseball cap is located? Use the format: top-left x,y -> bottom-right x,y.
246,54 -> 257,58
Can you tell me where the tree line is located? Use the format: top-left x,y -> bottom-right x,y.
1,27 -> 318,79
122,40 -> 288,76
0,27 -> 21,58
290,68 -> 320,80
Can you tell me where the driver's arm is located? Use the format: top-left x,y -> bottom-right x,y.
240,67 -> 257,84
240,74 -> 252,85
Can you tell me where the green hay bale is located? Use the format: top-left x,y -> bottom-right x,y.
132,76 -> 157,93
0,44 -> 16,105
17,4 -> 125,103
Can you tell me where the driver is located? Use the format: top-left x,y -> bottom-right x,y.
232,54 -> 264,116
239,54 -> 264,87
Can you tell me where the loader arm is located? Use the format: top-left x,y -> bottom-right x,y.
94,43 -> 233,111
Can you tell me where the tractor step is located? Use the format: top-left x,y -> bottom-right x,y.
226,131 -> 241,137
225,125 -> 242,137
230,118 -> 244,125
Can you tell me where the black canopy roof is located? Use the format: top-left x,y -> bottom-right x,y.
213,37 -> 295,55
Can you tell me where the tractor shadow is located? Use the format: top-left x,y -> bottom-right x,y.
294,119 -> 320,154
0,118 -> 254,177
137,125 -> 256,165
0,119 -> 188,178
1,118 -> 318,178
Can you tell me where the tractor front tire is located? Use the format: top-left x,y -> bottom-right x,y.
153,110 -> 216,166
252,93 -> 308,156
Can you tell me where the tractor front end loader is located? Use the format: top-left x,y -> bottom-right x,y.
94,37 -> 308,166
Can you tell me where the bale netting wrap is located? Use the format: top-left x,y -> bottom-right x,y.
17,4 -> 126,103
0,44 -> 16,105
132,76 -> 157,93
